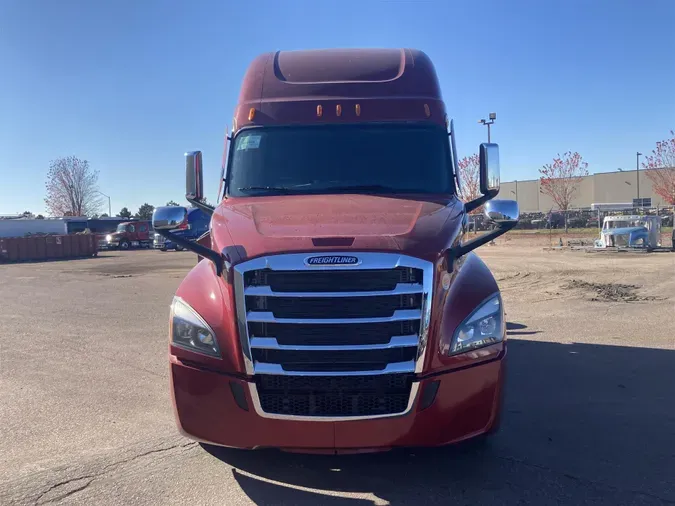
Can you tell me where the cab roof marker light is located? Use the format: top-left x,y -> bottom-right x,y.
336,104 -> 342,117
248,108 -> 256,121
317,104 -> 323,117
355,104 -> 361,116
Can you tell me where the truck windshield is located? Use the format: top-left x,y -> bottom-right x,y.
226,124 -> 454,197
604,220 -> 641,229
116,224 -> 128,232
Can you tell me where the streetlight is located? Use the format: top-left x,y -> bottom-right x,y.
96,190 -> 111,217
478,112 -> 496,143
636,152 -> 642,203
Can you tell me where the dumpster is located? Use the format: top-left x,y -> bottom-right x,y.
0,234 -> 98,263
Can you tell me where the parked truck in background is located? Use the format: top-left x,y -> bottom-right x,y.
100,221 -> 152,250
152,48 -> 519,453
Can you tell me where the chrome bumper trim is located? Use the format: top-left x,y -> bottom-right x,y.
249,334 -> 419,351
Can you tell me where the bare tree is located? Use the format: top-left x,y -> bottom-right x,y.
44,156 -> 102,217
457,154 -> 481,213
642,130 -> 675,206
539,151 -> 589,232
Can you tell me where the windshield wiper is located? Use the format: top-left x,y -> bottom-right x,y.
237,186 -> 294,194
238,184 -> 427,195
320,184 -> 416,194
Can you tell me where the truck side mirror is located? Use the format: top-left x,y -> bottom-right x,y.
186,151 -> 204,201
447,198 -> 519,271
152,206 -> 188,230
484,199 -> 519,224
479,143 -> 500,195
152,205 -> 223,275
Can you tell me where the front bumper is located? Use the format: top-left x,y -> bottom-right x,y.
98,241 -> 118,249
154,236 -> 178,249
170,351 -> 506,452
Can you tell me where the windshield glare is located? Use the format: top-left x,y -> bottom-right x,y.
116,224 -> 127,232
604,220 -> 641,229
227,124 -> 454,197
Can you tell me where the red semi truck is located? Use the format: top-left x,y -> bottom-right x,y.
153,48 -> 519,453
100,221 -> 152,250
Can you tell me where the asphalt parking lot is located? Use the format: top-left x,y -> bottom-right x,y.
1,246 -> 673,505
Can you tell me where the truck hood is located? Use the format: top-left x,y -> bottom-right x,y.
210,194 -> 465,264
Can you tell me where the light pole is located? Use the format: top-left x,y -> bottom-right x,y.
479,112 -> 496,143
96,191 -> 111,217
636,152 -> 642,204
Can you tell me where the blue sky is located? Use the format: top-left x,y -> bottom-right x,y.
1,0 -> 673,216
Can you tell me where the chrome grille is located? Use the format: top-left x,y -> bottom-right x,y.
234,252 -> 433,420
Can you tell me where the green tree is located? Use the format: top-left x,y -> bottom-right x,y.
117,207 -> 132,219
135,203 -> 155,220
166,200 -> 180,206
100,213 -> 109,218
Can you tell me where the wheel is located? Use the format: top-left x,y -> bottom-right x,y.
160,248 -> 167,252
119,239 -> 130,250
175,245 -> 184,252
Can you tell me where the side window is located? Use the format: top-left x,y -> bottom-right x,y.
139,225 -> 147,232
128,225 -> 135,233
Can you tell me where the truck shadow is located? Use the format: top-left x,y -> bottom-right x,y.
204,339 -> 675,505
506,321 -> 541,336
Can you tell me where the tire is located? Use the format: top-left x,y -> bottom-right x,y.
160,248 -> 167,252
175,245 -> 184,252
119,240 -> 130,250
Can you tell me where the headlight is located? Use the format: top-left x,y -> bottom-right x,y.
446,294 -> 504,355
170,297 -> 220,358
105,234 -> 112,241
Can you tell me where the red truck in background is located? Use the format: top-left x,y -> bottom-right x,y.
152,48 -> 519,454
100,221 -> 152,250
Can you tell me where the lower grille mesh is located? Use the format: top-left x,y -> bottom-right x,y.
256,374 -> 413,417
